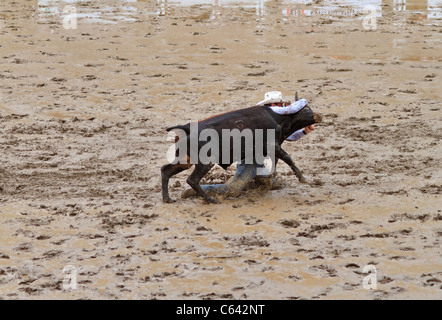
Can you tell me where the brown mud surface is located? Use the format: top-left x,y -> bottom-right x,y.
0,0 -> 441,299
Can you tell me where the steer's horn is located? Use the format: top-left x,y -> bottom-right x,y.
295,91 -> 298,101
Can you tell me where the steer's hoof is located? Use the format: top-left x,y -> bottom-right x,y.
205,196 -> 219,204
299,176 -> 308,184
163,196 -> 176,203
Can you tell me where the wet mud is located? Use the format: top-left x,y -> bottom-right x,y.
0,0 -> 441,299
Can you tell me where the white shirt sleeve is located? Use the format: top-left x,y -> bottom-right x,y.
270,99 -> 308,115
286,129 -> 305,141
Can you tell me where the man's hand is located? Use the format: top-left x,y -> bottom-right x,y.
304,125 -> 314,134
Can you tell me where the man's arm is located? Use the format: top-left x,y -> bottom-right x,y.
286,125 -> 314,141
270,99 -> 308,115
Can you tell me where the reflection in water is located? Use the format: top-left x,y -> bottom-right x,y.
38,0 -> 138,24
155,0 -> 267,19
283,0 -> 441,20
37,0 -> 441,23
282,0 -> 383,21
34,0 -> 441,62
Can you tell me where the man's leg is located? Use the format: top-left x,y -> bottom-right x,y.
252,158 -> 279,190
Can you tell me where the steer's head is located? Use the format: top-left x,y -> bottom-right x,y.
293,104 -> 323,125
282,104 -> 323,141
291,93 -> 322,126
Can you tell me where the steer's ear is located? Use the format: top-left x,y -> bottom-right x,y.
235,120 -> 245,131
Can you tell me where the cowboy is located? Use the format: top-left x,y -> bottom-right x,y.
181,91 -> 314,199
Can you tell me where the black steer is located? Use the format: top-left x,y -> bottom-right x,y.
161,103 -> 323,203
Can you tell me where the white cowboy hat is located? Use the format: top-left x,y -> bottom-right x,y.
256,91 -> 291,106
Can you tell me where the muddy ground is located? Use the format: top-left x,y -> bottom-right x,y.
0,0 -> 441,299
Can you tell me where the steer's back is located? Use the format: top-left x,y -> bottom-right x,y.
197,105 -> 278,132
166,105 -> 279,134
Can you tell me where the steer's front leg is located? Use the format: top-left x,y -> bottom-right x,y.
186,163 -> 218,204
275,145 -> 307,183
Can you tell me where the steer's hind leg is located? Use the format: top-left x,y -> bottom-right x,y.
186,163 -> 218,204
161,163 -> 193,203
275,145 -> 307,183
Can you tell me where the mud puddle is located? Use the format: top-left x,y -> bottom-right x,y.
0,0 -> 441,300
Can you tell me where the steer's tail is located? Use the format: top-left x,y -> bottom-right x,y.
166,124 -> 190,143
166,124 -> 190,134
